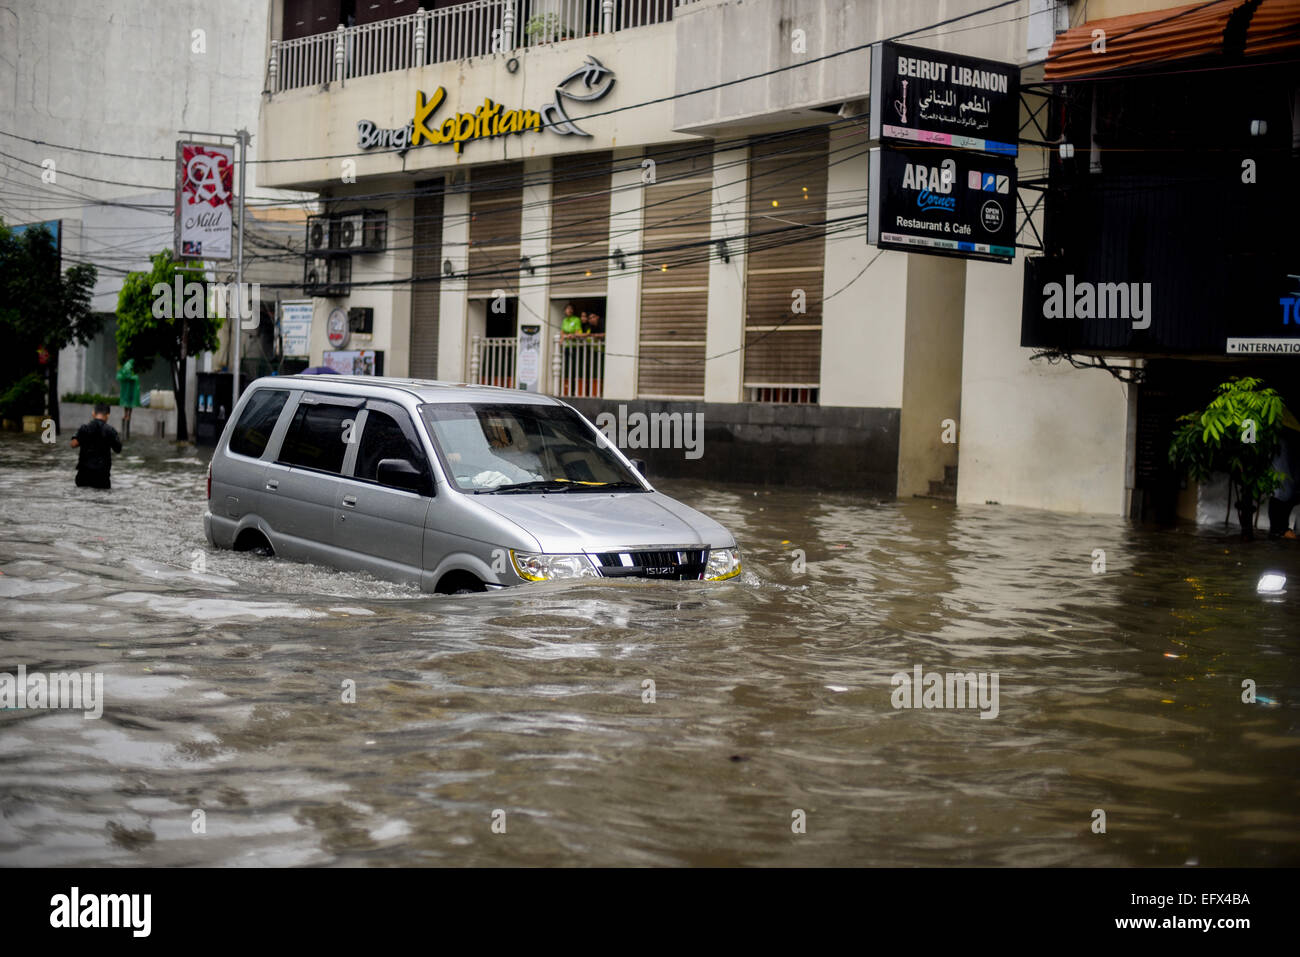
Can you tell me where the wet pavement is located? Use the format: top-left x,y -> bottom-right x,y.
1,431 -> 1296,866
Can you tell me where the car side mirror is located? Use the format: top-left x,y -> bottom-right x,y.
631,458 -> 647,476
377,457 -> 428,493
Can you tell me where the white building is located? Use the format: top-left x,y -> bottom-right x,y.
248,0 -> 1295,518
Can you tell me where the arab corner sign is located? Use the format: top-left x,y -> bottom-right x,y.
357,56 -> 616,154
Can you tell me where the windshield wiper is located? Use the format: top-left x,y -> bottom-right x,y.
574,481 -> 647,492
482,480 -> 577,494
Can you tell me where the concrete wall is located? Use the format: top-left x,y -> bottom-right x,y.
957,256 -> 1132,513
566,397 -> 899,492
673,0 -> 1030,134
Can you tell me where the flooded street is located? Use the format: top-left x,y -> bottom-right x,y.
1,431 -> 1296,867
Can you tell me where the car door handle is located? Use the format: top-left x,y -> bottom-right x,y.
265,479 -> 279,491
342,495 -> 357,508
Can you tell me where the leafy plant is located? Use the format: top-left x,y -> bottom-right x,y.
0,220 -> 100,430
0,373 -> 47,420
525,12 -> 571,42
1168,376 -> 1288,539
116,248 -> 216,442
62,392 -> 120,406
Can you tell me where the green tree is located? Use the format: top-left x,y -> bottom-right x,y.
116,249 -> 220,442
1168,376 -> 1288,539
0,220 -> 100,430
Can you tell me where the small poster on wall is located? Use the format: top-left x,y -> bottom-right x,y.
322,350 -> 384,375
517,324 -> 541,392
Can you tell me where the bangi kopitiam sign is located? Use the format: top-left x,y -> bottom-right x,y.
357,56 -> 616,153
174,142 -> 234,260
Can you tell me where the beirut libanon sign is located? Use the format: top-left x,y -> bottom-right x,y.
357,56 -> 616,154
174,142 -> 234,261
869,41 -> 1020,155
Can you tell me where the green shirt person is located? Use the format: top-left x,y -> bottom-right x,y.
561,303 -> 583,336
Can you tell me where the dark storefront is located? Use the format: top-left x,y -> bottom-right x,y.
1022,2 -> 1299,521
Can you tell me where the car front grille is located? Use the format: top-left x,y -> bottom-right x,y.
593,548 -> 708,581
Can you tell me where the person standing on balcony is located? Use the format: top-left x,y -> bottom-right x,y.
560,303 -> 583,393
583,312 -> 606,396
561,303 -> 583,336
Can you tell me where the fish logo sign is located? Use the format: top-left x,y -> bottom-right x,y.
539,56 -> 616,137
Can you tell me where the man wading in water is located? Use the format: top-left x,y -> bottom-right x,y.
70,402 -> 122,489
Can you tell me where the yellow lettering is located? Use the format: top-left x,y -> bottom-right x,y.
454,112 -> 476,152
521,111 -> 541,133
411,87 -> 446,146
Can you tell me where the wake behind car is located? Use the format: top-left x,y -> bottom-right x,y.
204,375 -> 741,592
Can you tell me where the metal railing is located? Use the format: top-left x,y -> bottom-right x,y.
552,333 -> 605,398
469,335 -> 517,388
269,0 -> 692,93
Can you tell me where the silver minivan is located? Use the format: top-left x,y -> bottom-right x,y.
204,375 -> 741,592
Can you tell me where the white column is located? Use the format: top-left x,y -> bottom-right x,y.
819,139 -> 907,409
437,187 -> 470,381
386,197 -> 415,376
703,145 -> 747,403
603,147 -> 644,400
957,255 -> 1130,513
518,157 -> 552,391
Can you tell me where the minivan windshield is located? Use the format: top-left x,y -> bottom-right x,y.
419,402 -> 646,493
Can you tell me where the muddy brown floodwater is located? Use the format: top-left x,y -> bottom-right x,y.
0,432 -> 1296,866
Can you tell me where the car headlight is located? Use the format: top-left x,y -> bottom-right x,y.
510,550 -> 600,582
704,546 -> 741,581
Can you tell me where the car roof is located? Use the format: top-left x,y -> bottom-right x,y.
251,375 -> 566,406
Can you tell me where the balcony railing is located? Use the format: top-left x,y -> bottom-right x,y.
269,0 -> 693,94
552,333 -> 605,398
469,335 -> 518,389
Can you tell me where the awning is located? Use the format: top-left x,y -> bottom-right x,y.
1044,0 -> 1300,81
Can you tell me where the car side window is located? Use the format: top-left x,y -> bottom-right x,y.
277,401 -> 357,474
228,389 -> 288,458
355,409 -> 425,484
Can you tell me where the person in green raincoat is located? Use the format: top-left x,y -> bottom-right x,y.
116,359 -> 140,441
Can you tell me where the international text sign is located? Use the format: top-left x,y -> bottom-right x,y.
868,146 -> 1017,262
870,41 -> 1020,156
174,142 -> 234,260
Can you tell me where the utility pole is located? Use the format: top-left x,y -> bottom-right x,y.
177,128 -> 252,430
234,128 -> 250,404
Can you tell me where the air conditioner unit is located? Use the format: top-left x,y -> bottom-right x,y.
333,213 -> 366,250
362,209 -> 387,252
306,215 -> 330,253
304,255 -> 352,297
329,209 -> 387,253
347,307 -> 374,334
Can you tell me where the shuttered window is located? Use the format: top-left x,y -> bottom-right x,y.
637,142 -> 713,399
550,151 -> 612,297
743,128 -> 828,398
409,180 -> 443,379
467,162 -> 524,297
